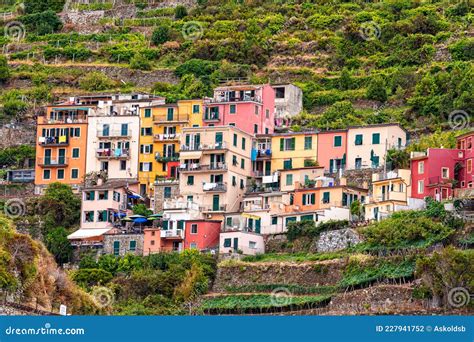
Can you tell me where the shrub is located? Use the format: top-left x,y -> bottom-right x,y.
174,5 -> 188,19
72,268 -> 113,288
0,55 -> 9,82
130,54 -> 152,70
19,10 -> 63,35
287,220 -> 349,241
151,25 -> 170,45
79,72 -> 114,91
366,75 -> 387,102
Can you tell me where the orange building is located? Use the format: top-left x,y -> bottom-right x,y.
34,104 -> 92,194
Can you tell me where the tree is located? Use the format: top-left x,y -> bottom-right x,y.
174,5 -> 188,19
132,204 -> 153,217
337,67 -> 352,90
20,10 -> 63,35
151,25 -> 170,46
24,0 -> 65,14
79,72 -> 114,91
0,55 -> 9,83
366,76 -> 388,102
386,148 -> 410,170
130,54 -> 152,71
350,200 -> 362,221
42,183 -> 81,230
45,227 -> 72,265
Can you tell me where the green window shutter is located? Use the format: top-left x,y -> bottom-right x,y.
286,174 -> 293,186
178,220 -> 184,229
301,214 -> 314,221
241,137 -> 246,150
71,169 -> 78,179
162,220 -> 169,230
334,136 -> 342,147
280,138 -> 284,151
241,158 -> 245,169
302,194 -> 307,205
193,105 -> 199,113
355,134 -> 363,145
90,191 -> 95,200
323,192 -> 330,203
129,240 -> 136,251
233,134 -> 237,147
290,138 -> 295,150
311,193 -> 315,204
226,217 -> 233,226
284,159 -> 292,170
232,176 -> 236,186
304,136 -> 312,150
372,133 -> 380,144
145,108 -> 151,118
285,217 -> 297,226
224,238 -> 231,247
167,108 -> 174,120
271,217 -> 277,225
255,219 -> 261,234
188,176 -> 194,185
72,148 -> 79,158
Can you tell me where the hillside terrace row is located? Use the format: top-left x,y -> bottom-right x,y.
25,86 -> 473,256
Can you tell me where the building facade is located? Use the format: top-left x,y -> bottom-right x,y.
270,131 -> 318,172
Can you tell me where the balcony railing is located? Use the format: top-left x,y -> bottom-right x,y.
97,129 -> 132,138
179,163 -> 227,172
205,95 -> 262,104
181,142 -> 227,151
203,182 -> 227,192
96,149 -> 130,159
37,157 -> 69,167
160,229 -> 184,239
153,133 -> 180,141
243,204 -> 270,212
38,136 -> 69,146
153,114 -> 189,123
41,114 -> 88,125
254,149 -> 272,159
203,112 -> 220,121
155,152 -> 180,162
428,176 -> 451,185
155,178 -> 179,185
201,204 -> 227,212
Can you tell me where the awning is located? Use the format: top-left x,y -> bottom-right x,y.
242,213 -> 261,220
67,228 -> 112,240
180,151 -> 202,160
128,192 -> 143,199
52,107 -> 90,111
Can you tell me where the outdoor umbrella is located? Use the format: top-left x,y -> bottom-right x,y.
133,217 -> 148,224
129,214 -> 146,219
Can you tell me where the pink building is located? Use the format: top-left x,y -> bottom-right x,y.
456,131 -> 473,189
203,84 -> 275,135
184,220 -> 221,251
316,129 -> 347,173
410,148 -> 464,201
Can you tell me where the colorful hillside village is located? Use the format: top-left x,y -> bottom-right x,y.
32,84 -> 474,257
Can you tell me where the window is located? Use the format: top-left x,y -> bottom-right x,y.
120,160 -> 127,171
98,191 -> 108,200
140,162 -> 152,172
187,195 -> 193,202
280,138 -> 295,151
56,169 -> 64,179
232,176 -> 236,186
70,127 -> 81,137
226,217 -> 233,227
230,104 -> 236,114
334,136 -> 342,147
249,241 -> 257,249
229,123 -> 235,126
467,159 -> 472,173
254,124 -> 258,134
144,108 -> 151,118
190,243 -> 197,249
43,169 -> 50,180
191,224 -> 198,234
301,214 -> 314,221
275,87 -> 285,99
71,168 -> 79,179
355,158 -> 362,169
265,128 -> 269,134
418,161 -> 424,174
85,191 -> 95,201
242,137 -> 246,150
141,144 -> 153,154
113,191 -> 120,202
84,211 -> 94,222
167,107 -> 174,120
355,134 -> 363,145
286,174 -> 293,186
224,238 -> 231,248
193,104 -> 200,113
255,105 -> 259,115
113,241 -> 120,256
72,148 -> 80,158
129,240 -> 137,251
265,109 -> 270,118
322,191 -> 330,203
232,155 -> 238,166
97,210 -> 108,222
241,158 -> 245,169
150,240 -> 155,246
441,167 -> 449,179
285,217 -> 296,226
283,159 -> 292,170
233,134 -> 237,147
141,127 -> 152,136
187,176 -> 194,185
304,136 -> 312,150
303,193 -> 316,205
240,179 -> 244,189
164,187 -> 172,198
372,133 -> 380,144
178,220 -> 184,230
271,217 -> 277,225
418,180 -> 424,194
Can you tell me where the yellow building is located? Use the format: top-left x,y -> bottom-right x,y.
270,131 -> 318,172
365,169 -> 412,221
138,99 -> 203,196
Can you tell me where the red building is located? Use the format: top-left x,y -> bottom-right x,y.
184,220 -> 221,251
203,84 -> 275,135
410,148 -> 464,201
456,131 -> 473,189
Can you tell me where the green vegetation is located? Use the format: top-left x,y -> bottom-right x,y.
224,284 -> 338,295
0,145 -> 35,169
286,220 -> 349,242
201,294 -> 331,313
240,251 -> 346,263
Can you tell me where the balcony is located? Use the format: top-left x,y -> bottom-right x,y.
155,152 -> 179,162
203,182 -> 227,192
205,95 -> 262,104
38,136 -> 69,147
179,163 -> 227,172
201,204 -> 227,212
203,110 -> 220,122
37,157 -> 69,167
153,133 -> 180,142
243,203 -> 270,212
153,114 -> 189,124
428,176 -> 452,185
40,113 -> 88,125
181,142 -> 227,152
97,129 -> 132,139
155,178 -> 179,185
96,149 -> 130,160
254,149 -> 272,159
160,229 -> 184,239
372,191 -> 406,203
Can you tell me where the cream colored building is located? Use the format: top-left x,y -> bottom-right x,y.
346,124 -> 407,170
